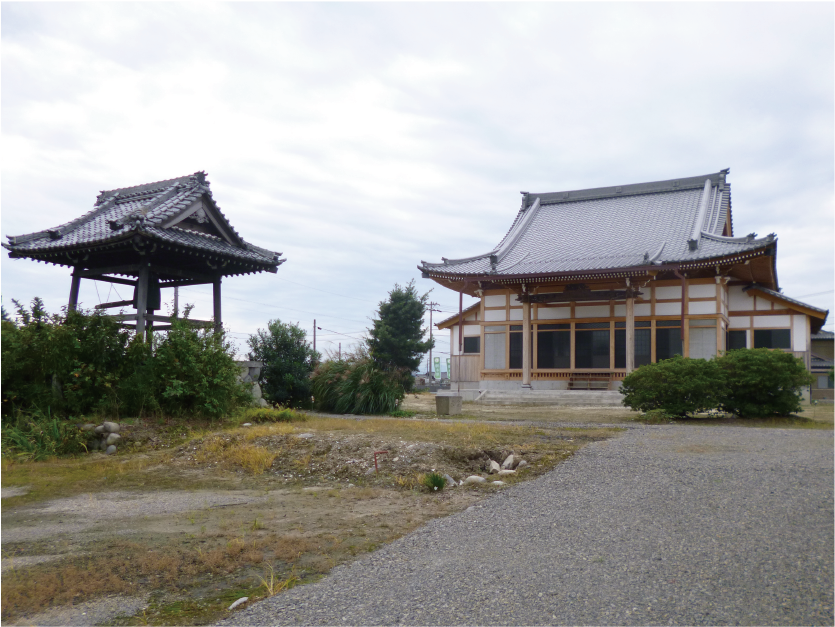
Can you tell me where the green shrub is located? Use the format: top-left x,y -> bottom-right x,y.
247,320 -> 318,409
636,409 -> 676,424
150,316 -> 251,420
620,355 -> 725,417
311,358 -> 405,415
422,472 -> 447,492
389,409 -> 416,418
717,348 -> 812,417
1,410 -> 88,461
239,407 -> 308,423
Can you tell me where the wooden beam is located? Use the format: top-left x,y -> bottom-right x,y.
213,277 -> 222,332
522,300 -> 531,388
135,265 -> 149,337
68,271 -> 81,312
159,279 -> 214,288
520,289 -> 643,304
94,300 -> 134,310
150,264 -> 214,282
76,264 -> 142,278
86,275 -> 137,287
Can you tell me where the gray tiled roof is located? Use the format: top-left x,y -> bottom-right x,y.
4,172 -> 282,269
811,354 -> 834,370
812,330 -> 834,341
421,170 -> 774,277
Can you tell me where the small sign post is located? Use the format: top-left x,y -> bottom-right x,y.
433,356 -> 441,381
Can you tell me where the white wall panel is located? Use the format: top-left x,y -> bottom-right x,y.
451,328 -> 458,356
484,333 -> 506,369
509,308 -> 523,321
753,315 -> 791,328
463,324 -> 480,336
537,307 -> 570,320
484,309 -> 506,322
656,285 -> 682,299
792,315 -> 809,351
635,303 -> 651,316
755,297 -> 772,311
614,304 -> 625,317
689,300 -> 717,315
484,294 -> 507,307
729,316 -> 749,329
575,305 -> 610,318
688,284 -> 715,298
728,286 -> 751,311
656,302 -> 681,316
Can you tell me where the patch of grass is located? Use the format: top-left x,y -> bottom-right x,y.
193,436 -> 278,475
389,409 -> 417,418
422,471 -> 447,492
238,407 -> 309,424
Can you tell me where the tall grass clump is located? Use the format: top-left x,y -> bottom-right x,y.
1,409 -> 89,461
311,358 -> 405,415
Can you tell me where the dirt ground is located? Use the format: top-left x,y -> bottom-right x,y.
1,411 -> 617,626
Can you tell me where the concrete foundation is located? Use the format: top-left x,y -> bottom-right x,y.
436,395 -> 463,415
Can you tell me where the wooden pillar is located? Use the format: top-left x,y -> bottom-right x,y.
625,289 -> 635,373
135,265 -> 149,337
522,300 -> 532,389
213,276 -> 222,333
68,269 -> 81,312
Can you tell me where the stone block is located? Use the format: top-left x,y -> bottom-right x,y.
436,395 -> 462,415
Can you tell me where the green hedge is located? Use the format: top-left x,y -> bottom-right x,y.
621,348 -> 812,418
311,358 -> 405,414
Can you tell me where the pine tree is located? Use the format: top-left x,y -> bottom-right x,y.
368,281 -> 434,391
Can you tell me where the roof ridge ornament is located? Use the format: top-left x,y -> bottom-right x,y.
688,179 -> 713,251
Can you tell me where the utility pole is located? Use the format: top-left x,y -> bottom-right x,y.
313,319 -> 316,361
427,301 -> 441,380
173,287 -> 179,317
338,342 -> 341,361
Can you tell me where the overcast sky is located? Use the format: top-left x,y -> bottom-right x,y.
2,2 -> 833,362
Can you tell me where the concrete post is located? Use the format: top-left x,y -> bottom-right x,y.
522,300 -> 532,389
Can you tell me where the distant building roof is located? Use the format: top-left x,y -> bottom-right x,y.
4,171 -> 283,278
436,302 -> 480,329
811,354 -> 833,371
420,170 -> 775,279
812,330 -> 834,341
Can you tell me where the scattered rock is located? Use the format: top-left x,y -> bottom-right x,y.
103,421 -> 120,433
489,460 -> 501,474
94,425 -> 106,434
464,475 -> 486,484
106,433 -> 121,446
501,454 -> 515,469
491,481 -> 505,485
297,433 -> 314,439
242,423 -> 252,427
516,460 -> 529,470
497,469 -> 515,476
228,597 -> 249,610
443,473 -> 457,487
81,423 -> 97,432
105,445 -> 117,455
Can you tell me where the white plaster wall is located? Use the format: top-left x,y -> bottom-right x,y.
753,315 -> 791,328
755,297 -> 772,311
614,304 -> 625,317
728,316 -> 749,329
792,315 -> 809,351
656,285 -> 682,299
728,286 -> 751,311
484,294 -> 507,307
656,302 -> 681,316
537,307 -> 570,320
688,284 -> 715,298
463,324 -> 480,335
575,305 -> 610,318
509,308 -> 523,321
689,300 -> 717,315
635,303 -> 651,316
451,328 -> 458,356
484,309 -> 506,322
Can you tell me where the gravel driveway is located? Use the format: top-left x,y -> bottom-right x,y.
220,425 -> 833,626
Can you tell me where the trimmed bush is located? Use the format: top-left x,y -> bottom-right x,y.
620,355 -> 725,417
718,348 -> 812,417
311,358 -> 405,415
